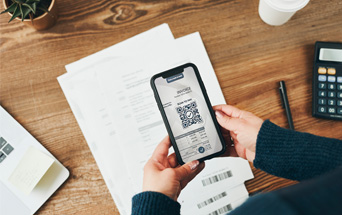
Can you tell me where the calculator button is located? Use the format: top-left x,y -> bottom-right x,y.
327,68 -> 336,75
318,99 -> 326,105
328,76 -> 336,82
0,137 -> 6,149
338,84 -> 342,90
328,92 -> 336,98
318,106 -> 326,113
328,100 -> 336,106
338,108 -> 342,115
338,100 -> 342,106
328,108 -> 336,114
318,91 -> 326,97
328,84 -> 335,90
318,75 -> 327,82
338,92 -> 342,98
0,152 -> 6,163
3,144 -> 14,155
337,77 -> 342,83
318,83 -> 326,89
318,67 -> 327,74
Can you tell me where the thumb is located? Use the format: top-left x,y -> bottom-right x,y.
215,110 -> 242,131
174,160 -> 201,180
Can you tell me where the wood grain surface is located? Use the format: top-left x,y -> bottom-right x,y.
1,0 -> 342,214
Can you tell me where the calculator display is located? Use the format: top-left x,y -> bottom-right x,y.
319,48 -> 342,62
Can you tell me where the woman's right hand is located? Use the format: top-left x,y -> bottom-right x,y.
213,105 -> 264,163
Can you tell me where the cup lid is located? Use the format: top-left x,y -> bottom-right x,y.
264,0 -> 310,12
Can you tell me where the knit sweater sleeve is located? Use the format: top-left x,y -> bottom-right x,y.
131,191 -> 180,215
230,166 -> 342,215
254,120 -> 342,181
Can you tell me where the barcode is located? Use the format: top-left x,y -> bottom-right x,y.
197,192 -> 227,209
202,170 -> 233,186
208,204 -> 233,215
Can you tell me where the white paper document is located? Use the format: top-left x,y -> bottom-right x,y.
59,24 -> 177,213
58,24 -> 253,215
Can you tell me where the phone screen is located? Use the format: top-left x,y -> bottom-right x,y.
154,65 -> 223,163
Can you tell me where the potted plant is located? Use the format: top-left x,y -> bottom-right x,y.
1,0 -> 58,30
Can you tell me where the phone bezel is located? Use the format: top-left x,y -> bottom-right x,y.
150,63 -> 226,165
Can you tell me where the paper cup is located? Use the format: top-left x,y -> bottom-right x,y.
258,0 -> 310,26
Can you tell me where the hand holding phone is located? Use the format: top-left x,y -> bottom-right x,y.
151,63 -> 226,164
142,136 -> 205,201
213,104 -> 263,163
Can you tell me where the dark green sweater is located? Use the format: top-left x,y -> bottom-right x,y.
132,120 -> 342,215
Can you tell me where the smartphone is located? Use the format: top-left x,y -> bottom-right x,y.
151,63 -> 226,164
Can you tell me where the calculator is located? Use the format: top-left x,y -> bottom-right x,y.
312,41 -> 342,120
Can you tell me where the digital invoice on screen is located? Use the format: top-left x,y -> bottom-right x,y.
151,63 -> 225,164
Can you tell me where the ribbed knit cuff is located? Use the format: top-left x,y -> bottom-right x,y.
254,119 -> 307,180
132,191 -> 181,215
254,120 -> 288,175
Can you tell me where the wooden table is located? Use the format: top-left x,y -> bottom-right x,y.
1,0 -> 341,214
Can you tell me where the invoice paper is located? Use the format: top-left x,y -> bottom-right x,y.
96,32 -> 253,214
65,23 -> 175,73
59,24 -> 177,214
58,24 -> 254,215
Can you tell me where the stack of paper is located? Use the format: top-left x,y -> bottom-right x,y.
58,24 -> 254,215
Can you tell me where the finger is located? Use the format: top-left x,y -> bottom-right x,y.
213,104 -> 244,118
215,110 -> 243,131
152,136 -> 171,160
167,153 -> 178,168
180,162 -> 205,189
174,160 -> 201,181
234,141 -> 248,159
230,131 -> 237,140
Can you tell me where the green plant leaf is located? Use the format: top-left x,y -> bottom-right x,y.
19,4 -> 25,21
32,2 -> 37,14
21,6 -> 31,20
8,5 -> 21,23
22,3 -> 35,14
0,3 -> 17,14
37,5 -> 53,17
13,0 -> 25,4
25,0 -> 40,4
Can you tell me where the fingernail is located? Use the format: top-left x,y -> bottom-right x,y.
189,160 -> 200,170
215,110 -> 223,118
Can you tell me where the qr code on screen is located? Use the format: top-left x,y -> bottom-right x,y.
176,101 -> 203,129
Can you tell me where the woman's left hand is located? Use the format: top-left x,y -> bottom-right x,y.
143,136 -> 205,201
